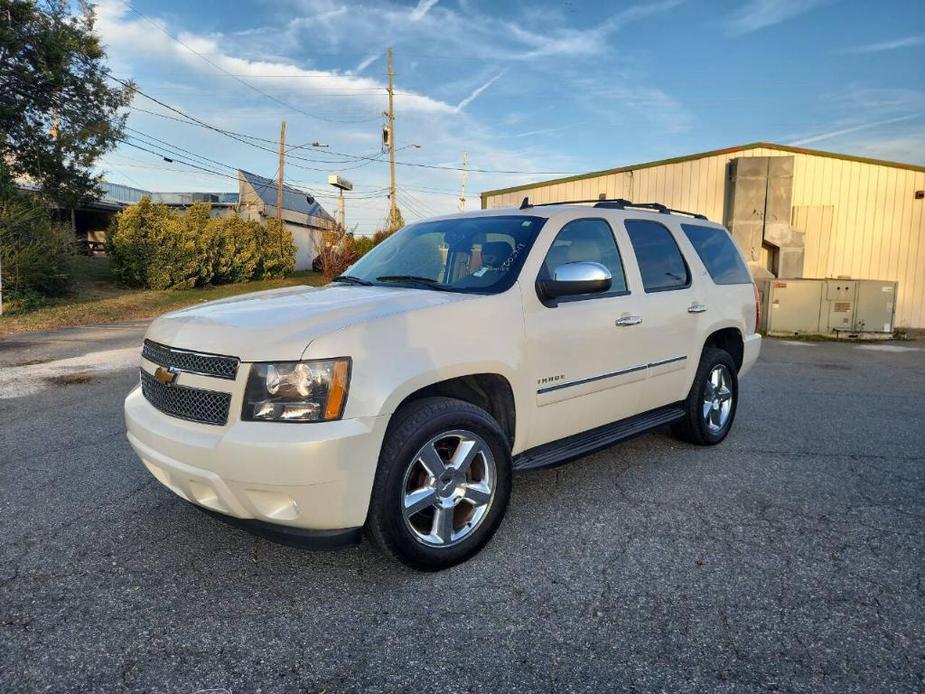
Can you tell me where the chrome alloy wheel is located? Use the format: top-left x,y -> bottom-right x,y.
401,430 -> 497,548
703,364 -> 734,432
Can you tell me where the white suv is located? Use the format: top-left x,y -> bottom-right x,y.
124,199 -> 761,570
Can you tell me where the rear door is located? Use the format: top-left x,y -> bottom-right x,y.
622,218 -> 707,411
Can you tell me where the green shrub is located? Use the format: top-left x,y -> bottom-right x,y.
253,217 -> 296,280
0,189 -> 74,299
207,216 -> 259,284
106,197 -> 201,289
107,198 -> 296,289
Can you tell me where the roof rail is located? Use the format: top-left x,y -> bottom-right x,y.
595,200 -> 708,219
517,196 -> 707,219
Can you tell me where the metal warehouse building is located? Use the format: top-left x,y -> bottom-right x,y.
481,143 -> 925,330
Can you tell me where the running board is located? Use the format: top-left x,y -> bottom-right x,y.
512,404 -> 685,472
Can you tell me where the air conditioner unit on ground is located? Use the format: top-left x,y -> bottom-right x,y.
757,278 -> 897,339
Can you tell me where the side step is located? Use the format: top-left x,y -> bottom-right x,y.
512,404 -> 685,472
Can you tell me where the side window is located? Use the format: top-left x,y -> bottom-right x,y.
624,219 -> 690,292
681,224 -> 752,285
540,218 -> 627,296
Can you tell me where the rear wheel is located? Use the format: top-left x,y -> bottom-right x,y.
366,397 -> 512,570
672,347 -> 738,445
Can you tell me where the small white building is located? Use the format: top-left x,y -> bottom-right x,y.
237,170 -> 335,271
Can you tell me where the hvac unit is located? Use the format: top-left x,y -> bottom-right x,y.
854,280 -> 898,334
824,280 -> 856,333
758,278 -> 898,338
759,279 -> 824,335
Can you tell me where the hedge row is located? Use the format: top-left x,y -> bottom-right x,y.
106,198 -> 295,289
0,186 -> 74,302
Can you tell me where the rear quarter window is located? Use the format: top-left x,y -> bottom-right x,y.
680,224 -> 752,285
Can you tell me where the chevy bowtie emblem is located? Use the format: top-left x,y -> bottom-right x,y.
154,366 -> 179,386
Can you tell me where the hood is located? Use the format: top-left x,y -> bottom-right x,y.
145,284 -> 472,361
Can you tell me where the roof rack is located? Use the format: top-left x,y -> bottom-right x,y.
518,195 -> 707,220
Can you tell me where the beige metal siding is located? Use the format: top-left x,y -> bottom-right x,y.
483,146 -> 925,328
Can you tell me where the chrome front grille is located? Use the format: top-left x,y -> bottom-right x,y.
140,369 -> 231,426
142,339 -> 239,380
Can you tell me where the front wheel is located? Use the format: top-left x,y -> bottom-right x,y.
366,397 -> 512,570
672,346 -> 739,445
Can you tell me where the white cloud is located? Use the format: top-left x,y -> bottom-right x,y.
90,0 -> 691,229
513,125 -> 572,138
96,0 -> 453,114
573,81 -> 693,134
354,53 -> 379,73
726,0 -> 828,35
455,72 -> 504,112
409,0 -> 439,22
842,35 -> 925,54
789,115 -> 920,146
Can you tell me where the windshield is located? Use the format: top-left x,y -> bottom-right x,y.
343,215 -> 547,294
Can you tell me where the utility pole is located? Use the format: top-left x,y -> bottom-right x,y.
277,120 -> 286,222
385,47 -> 401,230
458,150 -> 468,212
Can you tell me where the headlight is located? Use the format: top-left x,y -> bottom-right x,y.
242,358 -> 351,422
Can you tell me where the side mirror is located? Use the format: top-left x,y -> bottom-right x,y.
537,261 -> 612,301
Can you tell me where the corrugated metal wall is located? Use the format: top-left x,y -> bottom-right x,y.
482,146 -> 925,329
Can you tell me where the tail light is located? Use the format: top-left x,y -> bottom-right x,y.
753,283 -> 761,333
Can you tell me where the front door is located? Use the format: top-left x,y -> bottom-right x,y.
521,217 -> 652,449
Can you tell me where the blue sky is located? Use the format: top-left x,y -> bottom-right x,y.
94,0 -> 925,231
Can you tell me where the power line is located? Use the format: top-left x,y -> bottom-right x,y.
123,95 -> 384,173
118,139 -> 243,182
118,79 -> 580,175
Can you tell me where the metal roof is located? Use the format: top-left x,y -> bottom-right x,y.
480,142 -> 925,200
239,170 -> 333,220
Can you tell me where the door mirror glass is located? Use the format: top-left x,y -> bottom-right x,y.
538,261 -> 612,299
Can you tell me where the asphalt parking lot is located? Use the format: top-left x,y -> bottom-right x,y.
1,328 -> 923,693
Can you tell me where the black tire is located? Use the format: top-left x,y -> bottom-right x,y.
366,396 -> 512,571
671,346 -> 739,446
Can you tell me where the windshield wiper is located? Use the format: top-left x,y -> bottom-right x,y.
376,275 -> 452,291
331,275 -> 374,286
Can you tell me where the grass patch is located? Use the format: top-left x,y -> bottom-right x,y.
1,256 -> 328,336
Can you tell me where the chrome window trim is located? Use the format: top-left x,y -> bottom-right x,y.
537,355 -> 687,394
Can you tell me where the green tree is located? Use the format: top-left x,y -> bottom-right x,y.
0,162 -> 74,301
0,0 -> 133,208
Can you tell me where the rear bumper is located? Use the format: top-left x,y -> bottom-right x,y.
739,333 -> 762,378
125,384 -> 389,532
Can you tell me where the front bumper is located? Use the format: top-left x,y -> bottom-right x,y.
125,384 -> 389,535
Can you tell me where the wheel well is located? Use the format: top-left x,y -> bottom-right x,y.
704,328 -> 744,372
397,374 -> 516,447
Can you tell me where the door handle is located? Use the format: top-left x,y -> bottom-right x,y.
615,315 -> 642,327
688,303 -> 707,313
